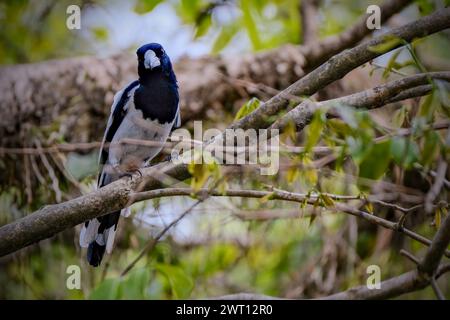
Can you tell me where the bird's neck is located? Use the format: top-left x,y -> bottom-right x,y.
138,69 -> 165,84
138,67 -> 177,87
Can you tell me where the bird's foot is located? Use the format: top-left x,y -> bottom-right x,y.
119,168 -> 143,180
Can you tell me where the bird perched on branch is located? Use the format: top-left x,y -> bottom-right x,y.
79,43 -> 180,267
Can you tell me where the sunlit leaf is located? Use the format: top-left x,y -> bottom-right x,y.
234,97 -> 261,121
134,0 -> 163,14
435,208 -> 441,228
240,0 -> 262,50
320,193 -> 335,208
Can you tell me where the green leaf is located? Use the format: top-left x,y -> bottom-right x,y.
89,278 -> 121,300
156,264 -> 193,299
188,162 -> 210,191
305,110 -> 325,153
368,35 -> 403,54
212,25 -> 239,54
286,167 -> 299,184
259,192 -> 275,204
365,202 -> 374,214
121,268 -> 150,299
309,212 -> 317,227
240,0 -> 262,50
320,194 -> 335,208
234,97 -> 261,121
382,50 -> 401,79
421,131 -> 440,166
91,27 -> 109,41
392,106 -> 407,128
418,93 -> 435,119
390,137 -> 419,168
359,140 -> 392,180
300,156 -> 318,186
435,208 -> 441,228
134,0 -> 163,14
194,13 -> 212,38
415,0 -> 436,16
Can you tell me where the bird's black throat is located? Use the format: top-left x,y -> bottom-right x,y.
135,69 -> 179,124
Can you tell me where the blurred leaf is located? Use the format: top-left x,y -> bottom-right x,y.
240,0 -> 262,50
65,151 -> 98,180
368,35 -> 403,54
194,13 -> 211,38
188,162 -> 210,191
212,24 -> 239,54
134,0 -> 163,14
305,110 -> 325,153
260,192 -> 275,203
286,167 -> 299,184
320,194 -> 335,208
359,140 -> 392,180
415,0 -> 435,15
392,106 -> 407,128
383,50 -> 401,79
390,137 -> 419,168
91,27 -> 109,41
421,130 -> 440,166
90,278 -> 121,300
365,202 -> 374,214
121,268 -> 150,299
309,212 -> 317,227
418,92 -> 438,121
234,97 -> 261,121
435,208 -> 441,229
300,157 -> 318,186
156,264 -> 193,299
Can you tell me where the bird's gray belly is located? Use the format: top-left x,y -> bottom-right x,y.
108,110 -> 172,170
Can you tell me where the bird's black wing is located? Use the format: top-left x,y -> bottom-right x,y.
98,80 -> 140,185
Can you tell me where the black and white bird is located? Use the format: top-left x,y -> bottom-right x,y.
79,43 -> 180,267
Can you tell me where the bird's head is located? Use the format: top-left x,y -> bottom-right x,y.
136,43 -> 176,83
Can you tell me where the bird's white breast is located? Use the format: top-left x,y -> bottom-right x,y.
108,94 -> 174,167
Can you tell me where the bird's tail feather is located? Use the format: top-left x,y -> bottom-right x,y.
79,210 -> 120,267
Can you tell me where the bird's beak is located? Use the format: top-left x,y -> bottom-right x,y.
144,50 -> 161,69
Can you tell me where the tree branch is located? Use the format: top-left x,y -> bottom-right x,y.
322,213 -> 450,299
271,72 -> 450,132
